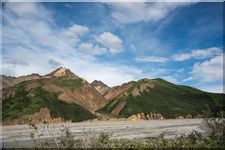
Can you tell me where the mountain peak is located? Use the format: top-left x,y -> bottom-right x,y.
45,67 -> 79,78
92,80 -> 109,87
91,80 -> 110,95
53,67 -> 68,77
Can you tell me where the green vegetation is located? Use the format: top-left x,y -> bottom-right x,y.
29,117 -> 225,148
52,77 -> 83,90
3,84 -> 96,122
3,76 -> 224,123
100,78 -> 225,118
100,96 -> 127,113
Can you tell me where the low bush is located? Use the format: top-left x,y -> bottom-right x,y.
27,117 -> 225,148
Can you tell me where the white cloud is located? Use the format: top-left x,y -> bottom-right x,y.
2,2 -> 223,94
3,3 -> 90,52
78,43 -> 107,55
63,24 -> 89,37
135,56 -> 168,63
48,59 -> 62,68
198,84 -> 224,94
176,68 -> 184,73
96,32 -> 123,53
183,76 -> 193,82
110,2 -> 193,24
173,47 -> 222,61
135,47 -> 222,64
2,3 -> 141,87
131,44 -> 136,51
4,2 -> 52,21
76,63 -> 142,87
184,54 -> 223,83
162,76 -> 179,84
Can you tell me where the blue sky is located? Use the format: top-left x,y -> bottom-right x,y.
2,2 -> 224,93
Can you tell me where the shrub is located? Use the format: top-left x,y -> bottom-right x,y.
27,118 -> 225,148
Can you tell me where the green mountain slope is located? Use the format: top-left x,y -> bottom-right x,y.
99,78 -> 225,118
2,82 -> 96,122
2,67 -> 224,123
2,67 -> 108,124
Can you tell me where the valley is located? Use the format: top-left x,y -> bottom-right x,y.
1,119 -> 209,148
1,67 -> 224,125
2,2 -> 224,148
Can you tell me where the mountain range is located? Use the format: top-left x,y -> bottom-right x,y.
1,67 -> 224,124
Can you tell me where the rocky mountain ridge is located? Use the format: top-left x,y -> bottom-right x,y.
0,74 -> 41,89
91,80 -> 110,95
2,67 -> 108,124
1,67 -> 225,125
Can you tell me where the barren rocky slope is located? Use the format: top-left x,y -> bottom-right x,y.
91,80 -> 110,95
2,67 -> 108,124
0,74 -> 41,89
2,67 -> 225,124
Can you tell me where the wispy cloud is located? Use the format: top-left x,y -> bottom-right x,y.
48,59 -> 62,68
3,3 -> 89,53
183,54 -> 223,83
196,84 -> 223,94
135,47 -> 222,63
162,75 -> 179,84
2,2 -> 223,93
78,43 -> 107,55
109,2 -> 193,25
2,2 -> 141,86
135,56 -> 168,63
173,47 -> 222,61
131,44 -> 136,51
176,68 -> 184,73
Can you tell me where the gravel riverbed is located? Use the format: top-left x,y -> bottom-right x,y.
1,118 -> 210,148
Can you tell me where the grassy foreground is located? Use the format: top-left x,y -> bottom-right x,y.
28,118 -> 225,148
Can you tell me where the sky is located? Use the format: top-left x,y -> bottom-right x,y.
1,2 -> 224,93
